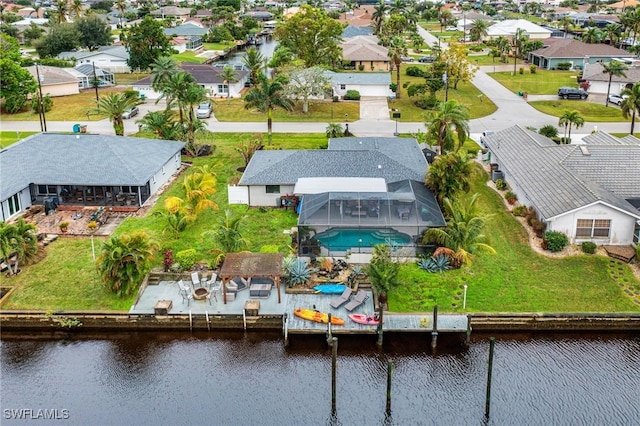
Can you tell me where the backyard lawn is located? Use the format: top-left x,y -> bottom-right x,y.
528,100 -> 631,122
114,72 -> 150,85
390,164 -> 640,313
213,98 -> 360,122
0,131 -> 36,148
489,70 -> 578,95
171,51 -> 207,64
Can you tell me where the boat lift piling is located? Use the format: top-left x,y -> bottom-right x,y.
485,337 -> 496,419
283,313 -> 289,347
431,305 -> 438,350
326,313 -> 333,346
466,314 -> 472,345
189,310 -> 193,332
205,311 -> 210,332
386,361 -> 393,415
331,337 -> 338,414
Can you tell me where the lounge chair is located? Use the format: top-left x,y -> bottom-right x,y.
344,291 -> 368,312
232,277 -> 250,292
330,286 -> 352,309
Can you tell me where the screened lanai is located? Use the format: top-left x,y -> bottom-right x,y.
297,180 -> 446,255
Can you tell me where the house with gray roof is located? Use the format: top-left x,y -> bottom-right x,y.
528,38 -> 634,70
324,71 -> 392,98
582,61 -> 640,96
58,46 -> 130,73
483,126 -> 640,246
0,134 -> 184,221
233,137 -> 444,256
163,23 -> 206,50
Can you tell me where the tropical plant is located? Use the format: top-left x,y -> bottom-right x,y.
175,248 -> 197,270
539,124 -> 558,138
425,100 -> 470,153
154,206 -> 192,237
136,110 -> 180,140
544,231 -> 569,252
469,19 -> 489,42
182,164 -> 218,215
203,209 -> 249,266
0,222 -> 19,275
242,46 -> 265,85
425,150 -> 475,202
97,231 -> 159,297
12,218 -> 38,268
417,254 -> 451,273
422,194 -> 496,266
505,191 -> 518,204
325,123 -> 343,138
558,109 -> 584,142
236,133 -> 263,167
150,56 -> 179,93
387,36 -> 407,99
603,61 -> 628,107
91,91 -> 140,136
367,244 -> 399,303
621,82 -> 640,134
285,258 -> 313,286
70,0 -> 83,18
372,0 -> 388,35
220,65 -> 238,101
512,205 -> 527,217
244,74 -> 294,145
494,179 -> 507,191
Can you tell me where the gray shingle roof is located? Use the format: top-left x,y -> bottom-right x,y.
163,23 -> 208,37
134,64 -> 248,86
58,46 -> 129,61
342,25 -> 374,38
484,126 -> 639,220
529,38 -> 632,59
324,71 -> 391,85
0,134 -> 184,201
239,137 -> 427,186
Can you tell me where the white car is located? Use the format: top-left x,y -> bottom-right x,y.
196,101 -> 212,119
607,94 -> 626,106
121,106 -> 139,119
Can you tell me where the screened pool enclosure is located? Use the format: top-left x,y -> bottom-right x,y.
297,180 -> 446,256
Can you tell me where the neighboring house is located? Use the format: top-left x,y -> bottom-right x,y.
486,19 -> 552,40
451,11 -> 493,33
24,65 -> 79,97
483,126 -> 640,246
163,22 -> 206,50
9,18 -> 48,44
342,24 -> 374,39
528,39 -> 634,70
582,61 -> 640,95
338,5 -> 374,27
66,64 -> 116,89
233,137 -> 445,256
243,10 -> 274,21
149,6 -> 192,20
341,35 -> 390,72
324,70 -> 392,98
58,46 -> 131,73
133,63 -> 249,99
0,134 -> 184,221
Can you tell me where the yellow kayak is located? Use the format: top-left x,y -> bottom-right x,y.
294,308 -> 345,325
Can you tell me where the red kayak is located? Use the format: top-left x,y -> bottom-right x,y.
349,314 -> 383,325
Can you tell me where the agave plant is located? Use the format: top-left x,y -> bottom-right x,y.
285,258 -> 313,286
418,254 -> 451,273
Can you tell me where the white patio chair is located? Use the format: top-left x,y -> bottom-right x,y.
205,273 -> 218,290
190,271 -> 201,288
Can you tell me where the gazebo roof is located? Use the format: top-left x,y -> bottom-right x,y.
219,252 -> 283,278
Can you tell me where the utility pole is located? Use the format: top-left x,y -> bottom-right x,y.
92,61 -> 99,102
35,62 -> 47,132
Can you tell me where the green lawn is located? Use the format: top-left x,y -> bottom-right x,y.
0,131 -> 36,148
171,51 -> 207,64
114,72 -> 150,85
213,98 -> 360,122
390,64 -> 497,122
389,165 -> 640,313
528,100 -> 631,122
489,70 -> 579,95
203,42 -> 236,52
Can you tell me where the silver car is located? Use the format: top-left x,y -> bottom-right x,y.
607,94 -> 626,106
122,106 -> 139,119
196,101 -> 212,119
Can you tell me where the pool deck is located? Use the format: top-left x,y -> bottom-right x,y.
131,281 -> 469,334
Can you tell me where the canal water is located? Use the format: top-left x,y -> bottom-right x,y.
1,332 -> 638,425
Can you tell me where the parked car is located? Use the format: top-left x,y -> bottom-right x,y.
121,106 -> 139,119
557,87 -> 588,100
607,94 -> 626,106
196,101 -> 212,119
418,56 -> 435,63
401,56 -> 414,62
445,26 -> 458,31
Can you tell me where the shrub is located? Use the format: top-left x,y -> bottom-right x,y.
525,206 -> 538,225
530,64 -> 537,74
539,124 -> 558,138
557,62 -> 572,70
581,241 -> 597,254
415,94 -> 439,110
406,65 -> 425,77
418,254 -> 452,273
531,218 -> 547,238
31,93 -> 53,113
519,66 -> 524,74
175,248 -> 197,270
505,191 -> 518,204
285,258 -> 313,286
544,231 -> 569,252
332,95 -> 339,102
389,83 -> 397,93
495,179 -> 507,190
358,64 -> 365,71
344,90 -> 361,100
636,245 -> 640,260
512,205 -> 527,216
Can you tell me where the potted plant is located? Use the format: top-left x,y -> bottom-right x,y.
59,222 -> 69,233
505,191 -> 518,205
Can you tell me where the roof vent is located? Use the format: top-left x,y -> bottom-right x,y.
580,145 -> 590,156
378,164 -> 382,169
76,135 -> 80,139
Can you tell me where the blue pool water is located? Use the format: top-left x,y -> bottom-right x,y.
315,228 -> 412,251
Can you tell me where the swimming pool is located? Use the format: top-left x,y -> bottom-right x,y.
315,228 -> 412,252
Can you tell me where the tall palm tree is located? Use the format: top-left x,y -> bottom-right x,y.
469,19 -> 489,42
220,65 -> 238,101
425,100 -> 470,153
621,82 -> 640,134
160,71 -> 195,124
423,194 -> 496,266
372,0 -> 388,35
494,35 -> 511,63
387,36 -> 407,99
559,16 -> 573,38
70,0 -> 83,18
97,231 -> 159,297
242,46 -> 265,86
512,28 -> 529,75
52,0 -> 68,24
178,83 -> 208,147
582,27 -> 601,44
150,56 -> 179,93
558,109 -> 584,142
92,91 -> 140,136
602,60 -> 628,107
604,23 -> 622,47
115,0 -> 127,26
244,74 -> 294,145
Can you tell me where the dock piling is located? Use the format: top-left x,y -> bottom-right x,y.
205,311 -> 210,332
431,305 -> 438,350
189,310 -> 192,332
283,313 -> 289,347
331,337 -> 338,414
327,313 -> 333,346
466,314 -> 472,345
485,337 -> 495,419
376,305 -> 384,348
386,361 -> 393,415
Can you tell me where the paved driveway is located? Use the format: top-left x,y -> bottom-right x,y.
359,97 -> 391,120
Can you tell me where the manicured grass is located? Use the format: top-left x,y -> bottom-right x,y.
528,100 -> 631,122
468,55 -> 525,67
489,70 -> 578,95
0,131 -> 36,148
390,64 -> 497,122
171,51 -> 207,64
0,238 -> 134,311
0,90 -> 125,122
203,42 -> 236,52
389,165 -> 640,313
213,98 -> 360,122
114,72 -> 150,85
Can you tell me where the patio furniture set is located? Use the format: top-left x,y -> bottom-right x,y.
223,277 -> 273,302
176,272 -> 221,306
329,287 -> 368,311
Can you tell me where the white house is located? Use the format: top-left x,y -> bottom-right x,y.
486,19 -> 552,40
58,46 -> 131,73
582,61 -> 640,95
483,126 -> 640,246
325,71 -> 392,98
0,134 -> 184,221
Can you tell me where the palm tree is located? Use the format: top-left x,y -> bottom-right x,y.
512,28 -> 529,75
70,0 -> 83,18
423,194 -> 496,266
602,61 -> 628,107
372,0 -> 388,35
558,109 -> 584,142
326,123 -> 343,138
604,23 -> 622,47
425,100 -> 470,153
411,31 -> 423,52
244,74 -> 294,145
387,36 -> 407,99
220,65 -> 238,102
182,165 -> 218,215
366,244 -> 399,304
469,19 -> 489,42
242,46 -> 265,86
203,209 -> 249,266
582,27 -> 601,44
178,83 -> 208,147
160,71 -> 195,123
621,82 -> 640,134
150,56 -> 179,93
13,219 -> 38,269
136,110 -> 180,140
494,36 -> 511,63
425,150 -> 475,202
115,0 -> 127,26
52,0 -> 68,24
97,231 -> 159,297
0,222 -> 19,275
559,16 -> 573,38
92,91 -> 140,136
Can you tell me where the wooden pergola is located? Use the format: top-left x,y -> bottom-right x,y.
219,252 -> 284,304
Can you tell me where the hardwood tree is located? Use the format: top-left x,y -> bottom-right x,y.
75,15 -> 112,51
284,66 -> 330,113
122,16 -> 173,71
441,42 -> 477,89
0,35 -> 37,113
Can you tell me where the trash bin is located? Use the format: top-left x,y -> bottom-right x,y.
140,94 -> 146,102
80,125 -> 87,133
517,91 -> 523,96
73,124 -> 81,133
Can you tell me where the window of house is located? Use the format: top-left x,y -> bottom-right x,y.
37,185 -> 57,195
218,84 -> 228,93
576,219 -> 611,238
266,185 -> 280,194
340,84 -> 346,90
8,193 -> 20,216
